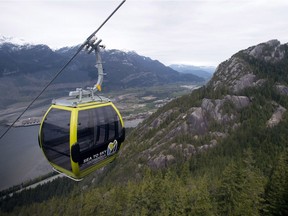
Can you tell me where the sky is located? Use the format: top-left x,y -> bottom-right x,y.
1,0 -> 288,67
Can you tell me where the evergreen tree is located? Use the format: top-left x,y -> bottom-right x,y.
235,149 -> 266,216
217,161 -> 241,215
189,177 -> 215,216
264,150 -> 288,215
217,151 -> 266,216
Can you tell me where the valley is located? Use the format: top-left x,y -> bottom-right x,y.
0,83 -> 200,129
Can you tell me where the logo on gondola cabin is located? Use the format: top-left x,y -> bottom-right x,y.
107,140 -> 118,156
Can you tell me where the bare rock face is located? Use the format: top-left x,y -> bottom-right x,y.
155,95 -> 251,139
169,143 -> 196,158
187,107 -> 208,134
193,94 -> 249,132
209,57 -> 253,92
266,105 -> 287,128
148,154 -> 175,169
232,74 -> 256,93
245,39 -> 285,63
197,139 -> 217,152
208,57 -> 261,93
201,98 -> 228,123
224,95 -> 251,109
200,95 -> 250,124
276,84 -> 288,96
208,40 -> 287,93
150,109 -> 174,130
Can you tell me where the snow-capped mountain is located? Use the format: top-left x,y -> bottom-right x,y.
169,64 -> 215,80
0,35 -> 32,46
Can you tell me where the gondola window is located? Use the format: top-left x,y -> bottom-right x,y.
77,105 -> 122,169
41,109 -> 71,171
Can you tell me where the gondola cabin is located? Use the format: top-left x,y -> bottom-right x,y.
38,96 -> 125,180
38,9 -> 127,180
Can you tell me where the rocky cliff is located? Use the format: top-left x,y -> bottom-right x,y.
208,39 -> 287,93
97,39 -> 288,177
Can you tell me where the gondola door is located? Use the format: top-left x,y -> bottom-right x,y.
39,105 -> 78,177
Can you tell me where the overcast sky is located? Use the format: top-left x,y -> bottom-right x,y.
1,0 -> 288,66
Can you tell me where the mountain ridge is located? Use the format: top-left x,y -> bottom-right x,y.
0,39 -> 204,109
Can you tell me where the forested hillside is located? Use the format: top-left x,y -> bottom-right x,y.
1,40 -> 288,215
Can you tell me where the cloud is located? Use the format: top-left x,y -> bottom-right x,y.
1,0 -> 288,66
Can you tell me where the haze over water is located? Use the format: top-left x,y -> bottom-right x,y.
0,125 -> 51,191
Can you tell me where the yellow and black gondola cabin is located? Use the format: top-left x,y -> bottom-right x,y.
38,97 -> 125,180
